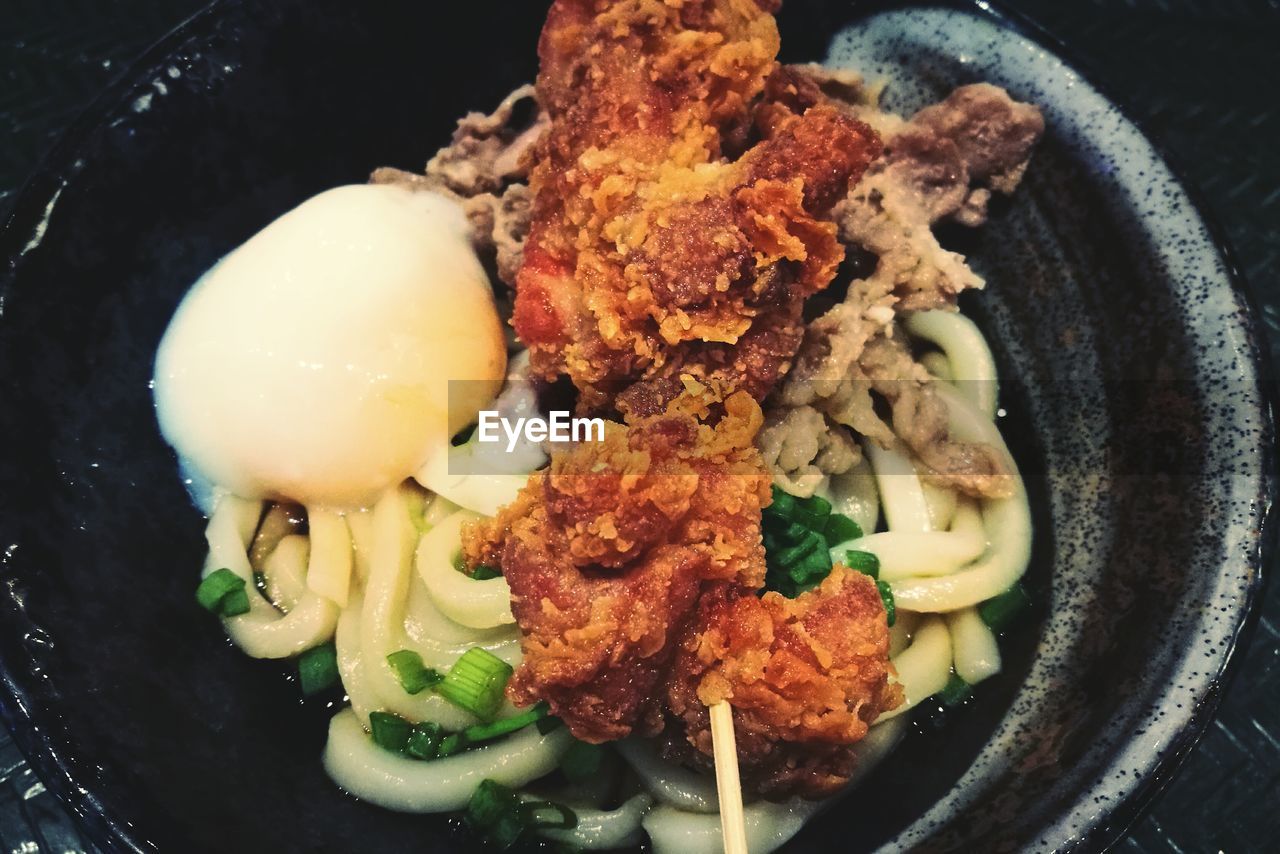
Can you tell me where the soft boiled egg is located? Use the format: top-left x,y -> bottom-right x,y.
153,184 -> 507,510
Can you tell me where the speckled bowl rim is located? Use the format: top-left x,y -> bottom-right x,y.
949,0 -> 1275,847
0,1 -> 1273,852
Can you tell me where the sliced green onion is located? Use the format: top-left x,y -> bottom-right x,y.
792,493 -> 832,530
766,487 -> 798,520
844,549 -> 880,579
464,780 -> 527,849
939,672 -> 972,706
790,547 -> 832,578
463,780 -> 579,850
386,649 -> 443,695
876,579 -> 896,626
220,587 -> 251,617
470,564 -> 502,581
979,583 -> 1032,632
434,647 -> 514,721
462,702 -> 549,744
822,513 -> 863,546
773,529 -> 825,567
196,568 -> 250,617
560,739 -> 604,783
369,711 -> 412,753
437,732 -> 467,758
405,721 -> 444,760
297,642 -> 339,697
535,714 -> 564,735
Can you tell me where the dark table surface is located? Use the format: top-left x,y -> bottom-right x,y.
2,1 -> 1277,852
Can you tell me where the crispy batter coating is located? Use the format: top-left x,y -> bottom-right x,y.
514,0 -> 882,412
464,385 -> 901,795
664,568 -> 902,798
463,387 -> 772,741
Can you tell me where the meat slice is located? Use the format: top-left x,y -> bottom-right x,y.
833,81 -> 1046,311
663,567 -> 902,798
462,387 -> 772,742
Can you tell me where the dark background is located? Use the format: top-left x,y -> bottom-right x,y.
1,0 -> 1277,851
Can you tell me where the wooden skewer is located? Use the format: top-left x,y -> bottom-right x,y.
709,701 -> 749,854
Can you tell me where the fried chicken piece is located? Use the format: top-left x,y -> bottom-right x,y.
663,568 -> 902,798
514,0 -> 882,412
462,386 -> 772,741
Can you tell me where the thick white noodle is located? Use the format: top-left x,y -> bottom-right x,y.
359,489 -> 492,727
643,799 -> 822,854
821,455 -> 880,535
838,498 -> 985,581
421,493 -> 461,529
864,440 -> 932,533
204,495 -> 338,659
919,350 -> 953,382
887,610 -> 921,658
403,572 -> 522,667
615,739 -> 719,813
878,615 -> 952,721
904,310 -> 998,418
638,715 -> 907,853
946,606 -> 1002,684
305,508 -> 354,607
921,477 -> 958,529
262,534 -> 308,611
415,448 -> 529,517
353,488 -> 522,727
538,793 -> 654,850
334,591 -> 380,726
416,509 -> 515,629
323,708 -> 572,813
346,509 -> 375,583
890,385 -> 1032,612
849,714 -> 908,779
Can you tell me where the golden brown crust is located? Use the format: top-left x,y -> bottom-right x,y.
513,0 -> 882,412
663,568 -> 902,798
462,387 -> 772,742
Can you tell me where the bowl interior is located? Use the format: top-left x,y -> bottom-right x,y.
0,1 -> 1269,852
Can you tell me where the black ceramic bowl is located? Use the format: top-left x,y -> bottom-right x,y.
0,1 -> 1273,852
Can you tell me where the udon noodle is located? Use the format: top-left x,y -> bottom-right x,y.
198,309 -> 1031,853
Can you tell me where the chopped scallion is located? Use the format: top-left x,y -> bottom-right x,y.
437,732 -> 467,758
464,780 -> 578,849
939,672 -> 972,706
821,513 -> 863,546
369,711 -> 412,753
470,564 -> 502,581
773,529 -> 825,567
462,702 -> 549,744
405,721 -> 444,760
386,649 -> 443,695
434,647 -> 514,721
979,583 -> 1032,632
876,579 -> 896,626
844,549 -> 880,579
766,487 -> 798,520
464,780 -> 526,849
297,642 -> 339,697
792,493 -> 832,530
196,568 -> 250,617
